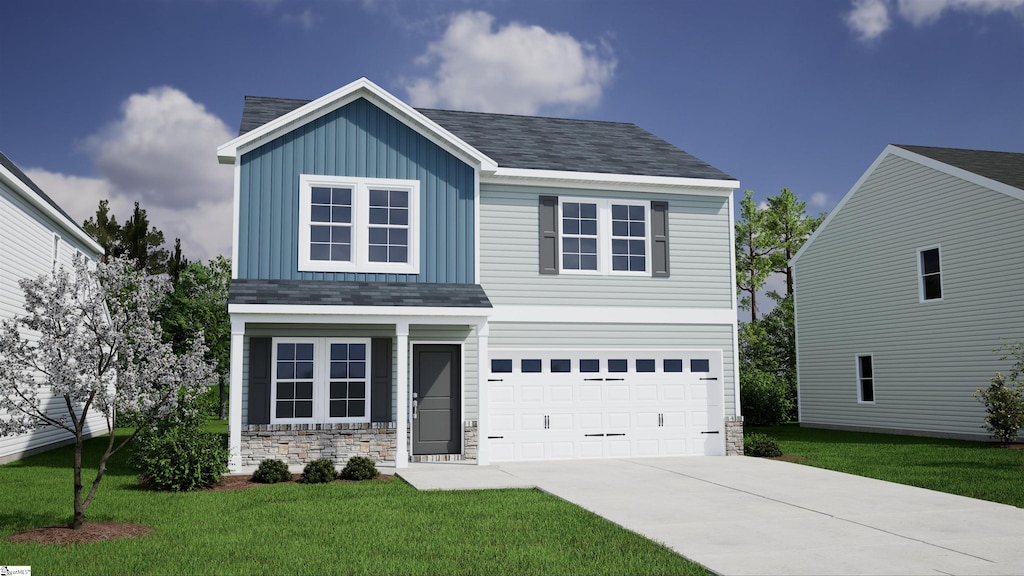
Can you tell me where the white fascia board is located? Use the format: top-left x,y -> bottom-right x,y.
229,304 -> 491,324
217,77 -> 497,172
790,145 -> 894,268
0,163 -> 103,256
484,167 -> 739,195
488,305 -> 735,325
890,145 -> 1024,203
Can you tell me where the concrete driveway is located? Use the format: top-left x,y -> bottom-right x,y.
397,457 -> 1024,575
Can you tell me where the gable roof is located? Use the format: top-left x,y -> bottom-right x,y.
0,150 -> 103,255
227,78 -> 736,184
792,144 -> 1024,267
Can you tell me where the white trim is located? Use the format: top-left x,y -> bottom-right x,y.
727,189 -> 741,416
229,305 -> 491,322
792,144 -> 1024,267
297,175 -> 420,274
916,244 -> 944,303
485,167 -> 738,193
476,323 -> 490,465
794,266 -> 803,422
51,233 -> 60,272
231,163 -> 241,279
410,340 -> 465,458
395,322 -> 409,468
488,305 -> 734,325
228,324 -> 245,472
856,353 -> 875,404
269,337 -> 372,425
217,77 -> 497,172
0,162 -> 104,256
473,165 -> 481,285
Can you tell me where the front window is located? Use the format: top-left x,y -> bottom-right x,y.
918,247 -> 942,301
298,175 -> 419,274
558,197 -> 651,276
271,338 -> 370,424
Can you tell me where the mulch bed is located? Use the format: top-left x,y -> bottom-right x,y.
6,522 -> 152,545
210,473 -> 395,491
771,454 -> 809,463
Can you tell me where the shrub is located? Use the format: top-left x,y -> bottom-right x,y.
132,423 -> 229,491
300,458 -> 337,484
253,459 -> 292,484
740,368 -> 793,426
744,432 -> 783,458
341,456 -> 378,481
974,374 -> 1024,444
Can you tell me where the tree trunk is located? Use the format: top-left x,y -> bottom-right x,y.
219,374 -> 227,420
72,436 -> 85,529
785,247 -> 794,296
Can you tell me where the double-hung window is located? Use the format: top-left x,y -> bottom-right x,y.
856,354 -> 874,403
298,175 -> 419,274
918,246 -> 942,302
271,338 -> 370,424
558,197 -> 651,275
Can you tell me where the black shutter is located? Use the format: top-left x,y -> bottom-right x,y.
371,338 -> 393,422
247,337 -> 272,424
538,195 -> 559,275
651,201 -> 670,277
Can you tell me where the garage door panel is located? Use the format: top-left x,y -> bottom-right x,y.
550,385 -> 574,402
607,384 -> 630,401
491,384 -> 515,404
664,384 -> 685,401
521,413 -> 546,432
580,412 -> 603,430
550,441 -> 574,459
578,385 -> 602,402
606,412 -> 630,430
520,385 -> 544,403
580,440 -> 604,458
636,384 -> 658,401
490,413 -> 515,434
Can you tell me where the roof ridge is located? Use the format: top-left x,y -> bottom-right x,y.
894,143 -> 1024,156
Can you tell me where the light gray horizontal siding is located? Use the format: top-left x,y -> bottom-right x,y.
480,184 -> 733,308
795,154 -> 1024,439
488,322 -> 737,416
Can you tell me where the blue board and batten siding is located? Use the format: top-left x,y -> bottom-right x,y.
237,98 -> 476,282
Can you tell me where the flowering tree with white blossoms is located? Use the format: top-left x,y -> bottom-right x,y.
0,256 -> 216,529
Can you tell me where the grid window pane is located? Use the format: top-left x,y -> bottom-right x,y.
308,186 -> 352,262
366,189 -> 411,264
611,203 -> 647,272
561,202 -> 599,271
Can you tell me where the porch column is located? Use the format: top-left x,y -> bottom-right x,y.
228,317 -> 245,472
395,321 -> 410,468
476,321 -> 490,465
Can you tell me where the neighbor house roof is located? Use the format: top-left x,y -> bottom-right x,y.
894,145 -> 1024,192
229,279 -> 492,308
0,150 -> 103,255
236,96 -> 735,181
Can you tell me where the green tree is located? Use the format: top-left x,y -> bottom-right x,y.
160,256 -> 231,418
735,190 -> 775,321
765,188 -> 825,296
83,200 -> 182,279
167,238 -> 189,285
82,199 -> 121,259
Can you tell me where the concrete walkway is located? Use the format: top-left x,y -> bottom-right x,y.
398,457 -> 1024,576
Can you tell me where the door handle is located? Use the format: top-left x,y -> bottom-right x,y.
412,399 -> 418,419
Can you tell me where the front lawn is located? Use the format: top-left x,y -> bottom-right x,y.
752,424 -> 1024,508
0,431 -> 707,575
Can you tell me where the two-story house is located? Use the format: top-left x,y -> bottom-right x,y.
218,78 -> 742,471
0,151 -> 105,463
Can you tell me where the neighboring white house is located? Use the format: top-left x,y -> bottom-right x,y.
0,150 -> 106,463
218,78 -> 743,472
793,144 -> 1024,440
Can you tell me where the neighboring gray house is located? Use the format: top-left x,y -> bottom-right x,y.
0,151 -> 106,463
793,144 -> 1024,440
217,78 -> 743,472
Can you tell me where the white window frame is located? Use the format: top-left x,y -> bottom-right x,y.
270,337 -> 372,425
557,197 -> 652,276
856,354 -> 875,404
52,233 -> 60,272
916,245 -> 943,303
298,175 -> 420,274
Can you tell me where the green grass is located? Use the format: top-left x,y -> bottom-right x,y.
752,424 -> 1024,508
0,429 -> 707,576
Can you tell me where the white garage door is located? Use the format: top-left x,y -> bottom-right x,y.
486,350 -> 725,462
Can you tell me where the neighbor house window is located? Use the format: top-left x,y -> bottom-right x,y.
298,175 -> 419,274
558,197 -> 651,275
271,338 -> 370,424
857,355 -> 874,403
918,247 -> 942,301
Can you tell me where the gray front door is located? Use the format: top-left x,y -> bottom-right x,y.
412,344 -> 461,455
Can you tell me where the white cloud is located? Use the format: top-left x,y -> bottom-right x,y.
757,200 -> 770,211
405,11 -> 616,115
283,8 -> 319,30
846,0 -> 1024,40
810,192 -> 829,208
846,0 -> 892,41
27,87 -> 234,262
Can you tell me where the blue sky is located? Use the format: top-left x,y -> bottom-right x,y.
2,0 -> 1022,267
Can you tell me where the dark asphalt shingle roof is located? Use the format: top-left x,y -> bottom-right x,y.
237,96 -> 735,181
230,279 -> 492,308
0,150 -> 95,241
895,145 -> 1024,192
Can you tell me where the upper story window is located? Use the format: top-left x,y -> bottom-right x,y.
918,246 -> 942,302
298,175 -> 419,274
856,354 -> 874,403
558,197 -> 651,276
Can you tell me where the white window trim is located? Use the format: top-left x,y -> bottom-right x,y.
557,197 -> 652,276
270,337 -> 372,425
916,244 -> 943,303
856,353 -> 875,404
298,174 -> 420,274
52,233 -> 60,272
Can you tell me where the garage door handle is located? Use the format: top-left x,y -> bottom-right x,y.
700,377 -> 718,381
701,430 -> 720,434
487,436 -> 504,439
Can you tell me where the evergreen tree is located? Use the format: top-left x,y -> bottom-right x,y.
735,190 -> 775,321
766,188 -> 825,296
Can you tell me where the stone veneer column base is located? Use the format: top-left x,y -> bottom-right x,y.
725,415 -> 744,455
409,421 -> 478,463
240,422 -> 396,467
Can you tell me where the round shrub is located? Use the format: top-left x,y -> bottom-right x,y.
744,432 -> 783,458
740,368 -> 794,426
341,456 -> 378,481
132,424 -> 229,491
253,459 -> 292,484
300,458 -> 337,484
